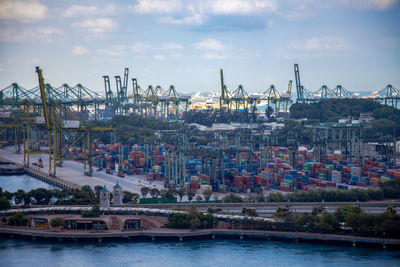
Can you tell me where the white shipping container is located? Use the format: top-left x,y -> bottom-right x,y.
0,112 -> 11,118
191,176 -> 200,181
35,116 -> 45,124
200,184 -> 212,191
62,120 -> 80,128
280,182 -> 290,188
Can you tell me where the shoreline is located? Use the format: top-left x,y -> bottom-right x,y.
0,226 -> 399,249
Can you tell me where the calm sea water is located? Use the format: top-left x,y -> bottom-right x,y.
0,174 -> 57,192
0,239 -> 398,267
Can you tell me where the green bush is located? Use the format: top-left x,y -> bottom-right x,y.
50,217 -> 65,228
0,197 -> 11,210
8,213 -> 28,226
82,205 -> 101,218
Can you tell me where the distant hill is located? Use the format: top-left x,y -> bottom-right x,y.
290,99 -> 400,137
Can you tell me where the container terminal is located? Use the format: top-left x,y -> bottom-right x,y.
0,64 -> 399,200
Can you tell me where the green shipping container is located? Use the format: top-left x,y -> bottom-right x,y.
303,163 -> 311,170
324,164 -> 334,170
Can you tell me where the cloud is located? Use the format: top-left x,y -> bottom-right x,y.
162,13 -> 205,25
72,46 -> 89,55
131,42 -> 184,56
194,38 -> 225,51
62,4 -> 118,17
97,45 -> 125,57
0,27 -> 61,42
154,54 -> 166,60
162,42 -> 184,50
194,38 -> 226,59
0,0 -> 48,22
63,5 -> 97,17
71,18 -> 118,34
130,0 -> 182,14
131,42 -> 152,53
203,52 -> 224,59
208,0 -> 277,15
291,36 -> 348,51
329,0 -> 398,10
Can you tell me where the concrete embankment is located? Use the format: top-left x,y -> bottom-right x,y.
0,227 -> 399,249
0,156 -> 80,189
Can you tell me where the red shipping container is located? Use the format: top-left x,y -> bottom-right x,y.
326,182 -> 336,187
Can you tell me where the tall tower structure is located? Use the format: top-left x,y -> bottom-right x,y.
113,182 -> 123,205
99,185 -> 110,209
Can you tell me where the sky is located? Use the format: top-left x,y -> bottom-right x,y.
0,0 -> 399,97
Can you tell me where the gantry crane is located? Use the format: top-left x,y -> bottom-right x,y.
35,66 -> 114,177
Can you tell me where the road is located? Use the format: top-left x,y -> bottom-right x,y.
0,146 -> 164,195
137,201 -> 399,215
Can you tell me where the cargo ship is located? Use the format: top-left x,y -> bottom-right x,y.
0,161 -> 26,175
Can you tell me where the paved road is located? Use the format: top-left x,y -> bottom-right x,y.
1,147 -> 164,194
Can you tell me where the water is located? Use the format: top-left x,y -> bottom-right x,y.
0,239 -> 398,267
0,174 -> 57,193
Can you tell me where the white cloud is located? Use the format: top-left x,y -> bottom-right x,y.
72,46 -> 89,55
62,4 -> 118,17
0,0 -> 48,22
131,42 -> 152,53
63,5 -> 97,17
131,42 -> 184,55
130,0 -> 182,14
208,0 -> 277,15
162,42 -> 184,50
154,54 -> 166,60
0,27 -> 61,42
203,52 -> 224,59
194,38 -> 226,59
291,36 -> 348,51
71,18 -> 118,34
194,38 -> 225,51
97,45 -> 125,57
340,0 -> 398,10
162,13 -> 205,25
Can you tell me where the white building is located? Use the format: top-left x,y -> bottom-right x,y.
113,182 -> 123,205
99,185 -> 110,209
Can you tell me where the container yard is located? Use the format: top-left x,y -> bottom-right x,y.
0,65 -> 399,200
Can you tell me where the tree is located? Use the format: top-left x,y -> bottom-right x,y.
196,195 -> 203,201
149,188 -> 160,198
81,185 -> 95,199
82,205 -> 101,218
123,191 -> 133,204
223,193 -> 243,203
0,197 -> 11,210
8,212 -> 28,226
334,205 -> 362,222
176,188 -> 186,201
190,217 -> 201,230
320,212 -> 339,233
29,188 -> 52,205
14,190 -> 26,205
203,189 -> 212,202
254,187 -> 263,195
187,191 -> 195,202
132,193 -> 140,203
50,217 -> 65,228
162,188 -> 177,199
141,187 -> 150,198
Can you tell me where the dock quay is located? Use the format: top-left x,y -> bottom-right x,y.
0,156 -> 80,189
24,168 -> 79,189
0,227 -> 399,249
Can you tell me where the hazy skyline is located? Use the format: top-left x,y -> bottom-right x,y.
0,0 -> 399,97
